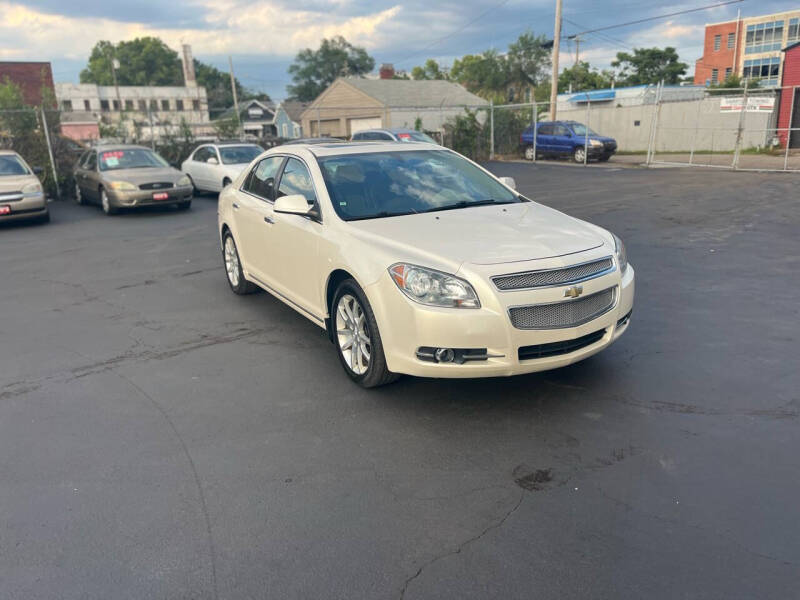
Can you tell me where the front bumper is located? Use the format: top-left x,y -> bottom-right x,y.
108,185 -> 193,207
365,256 -> 635,378
0,193 -> 48,222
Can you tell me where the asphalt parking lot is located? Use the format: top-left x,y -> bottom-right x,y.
1,162 -> 798,599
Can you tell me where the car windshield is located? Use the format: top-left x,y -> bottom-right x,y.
395,131 -> 437,143
219,145 -> 263,165
318,150 -> 522,221
570,124 -> 599,136
0,155 -> 30,176
99,149 -> 169,171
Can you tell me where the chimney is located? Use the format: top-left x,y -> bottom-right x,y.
181,44 -> 197,87
379,63 -> 395,80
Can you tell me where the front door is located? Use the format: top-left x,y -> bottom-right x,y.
268,157 -> 324,318
231,155 -> 284,287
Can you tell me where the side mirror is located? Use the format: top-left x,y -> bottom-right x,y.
274,194 -> 311,216
32,166 -> 44,175
206,157 -> 219,165
499,176 -> 516,190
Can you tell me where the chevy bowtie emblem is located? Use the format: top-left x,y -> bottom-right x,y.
564,285 -> 583,298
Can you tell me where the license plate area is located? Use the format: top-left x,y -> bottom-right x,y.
0,205 -> 10,215
153,192 -> 169,201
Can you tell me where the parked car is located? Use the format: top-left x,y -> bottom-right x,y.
181,142 -> 263,193
521,121 -> 617,162
352,128 -> 438,144
0,150 -> 48,224
218,141 -> 634,388
74,145 -> 193,215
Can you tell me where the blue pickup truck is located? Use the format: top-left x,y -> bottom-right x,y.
520,120 -> 617,163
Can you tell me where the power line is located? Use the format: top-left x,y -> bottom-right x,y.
569,0 -> 744,36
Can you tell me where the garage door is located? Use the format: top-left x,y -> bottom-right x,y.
349,117 -> 382,135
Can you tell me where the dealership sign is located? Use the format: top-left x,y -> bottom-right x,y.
720,96 -> 776,113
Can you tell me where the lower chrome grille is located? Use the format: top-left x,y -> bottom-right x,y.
492,257 -> 613,291
509,287 -> 615,329
518,329 -> 605,360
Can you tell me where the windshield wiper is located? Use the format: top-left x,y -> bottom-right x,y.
348,210 -> 417,221
423,199 -> 514,213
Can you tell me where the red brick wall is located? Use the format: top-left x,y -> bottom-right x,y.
694,22 -> 741,85
0,62 -> 56,107
777,46 -> 800,147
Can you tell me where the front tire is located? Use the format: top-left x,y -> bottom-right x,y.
573,146 -> 586,163
222,231 -> 258,294
332,279 -> 399,388
100,188 -> 118,215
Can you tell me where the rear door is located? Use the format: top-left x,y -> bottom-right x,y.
231,155 -> 284,287
552,124 -> 573,155
190,146 -> 213,190
81,151 -> 99,202
536,123 -> 554,152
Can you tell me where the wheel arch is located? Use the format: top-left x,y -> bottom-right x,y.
325,268 -> 358,343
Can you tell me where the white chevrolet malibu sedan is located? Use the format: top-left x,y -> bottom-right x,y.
218,141 -> 634,387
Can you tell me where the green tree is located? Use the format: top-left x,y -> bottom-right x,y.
411,59 -> 448,80
506,31 -> 551,92
611,47 -> 688,85
287,36 -> 375,101
451,50 -> 509,99
80,37 -> 183,86
193,61 -> 270,117
558,61 -> 614,92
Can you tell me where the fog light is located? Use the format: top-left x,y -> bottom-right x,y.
434,348 -> 455,363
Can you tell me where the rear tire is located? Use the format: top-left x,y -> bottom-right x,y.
75,183 -> 85,205
222,231 -> 258,294
332,279 -> 399,388
524,145 -> 535,161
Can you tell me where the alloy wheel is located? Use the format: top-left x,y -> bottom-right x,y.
224,236 -> 240,287
574,147 -> 586,163
101,189 -> 111,214
525,146 -> 535,161
336,294 -> 371,375
75,183 -> 82,204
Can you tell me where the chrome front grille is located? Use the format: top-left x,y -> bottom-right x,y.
139,182 -> 174,190
509,287 -> 616,330
492,257 -> 613,291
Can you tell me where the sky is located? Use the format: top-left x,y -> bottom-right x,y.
0,0 -> 795,101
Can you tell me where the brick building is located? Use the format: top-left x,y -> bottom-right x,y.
0,61 -> 56,106
776,42 -> 800,148
695,10 -> 800,87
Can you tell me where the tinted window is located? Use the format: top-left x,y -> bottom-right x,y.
570,123 -> 598,136
243,156 -> 283,201
277,158 -> 316,204
219,145 -> 262,165
538,124 -> 554,135
553,125 -> 571,136
352,132 -> 365,140
318,150 -> 521,221
193,147 -> 212,162
84,152 -> 97,170
0,154 -> 29,176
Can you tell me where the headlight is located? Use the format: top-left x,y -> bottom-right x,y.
590,139 -> 603,147
22,181 -> 43,196
613,234 -> 628,274
389,263 -> 480,308
109,181 -> 137,191
178,175 -> 191,186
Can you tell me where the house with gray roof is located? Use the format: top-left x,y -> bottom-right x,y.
300,78 -> 488,138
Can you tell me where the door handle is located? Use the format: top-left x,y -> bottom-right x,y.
232,202 -> 239,209
264,216 -> 275,224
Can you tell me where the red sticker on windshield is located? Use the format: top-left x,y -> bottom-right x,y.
102,151 -> 124,160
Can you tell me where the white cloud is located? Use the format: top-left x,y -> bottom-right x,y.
0,0 -> 402,61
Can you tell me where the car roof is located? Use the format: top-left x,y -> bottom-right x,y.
290,140 -> 441,157
355,128 -> 421,135
0,149 -> 22,156
209,141 -> 261,147
93,144 -> 153,152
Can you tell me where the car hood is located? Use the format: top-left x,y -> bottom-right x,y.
589,135 -> 615,143
0,174 -> 38,193
346,202 -> 605,268
104,167 -> 184,184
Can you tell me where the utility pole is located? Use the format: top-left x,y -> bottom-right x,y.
110,53 -> 124,139
549,0 -> 563,121
574,35 -> 581,66
228,56 -> 242,139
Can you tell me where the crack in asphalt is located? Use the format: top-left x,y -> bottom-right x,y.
113,370 -> 220,600
398,490 -> 525,600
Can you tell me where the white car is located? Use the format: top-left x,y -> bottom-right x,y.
182,143 -> 263,193
218,141 -> 634,387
